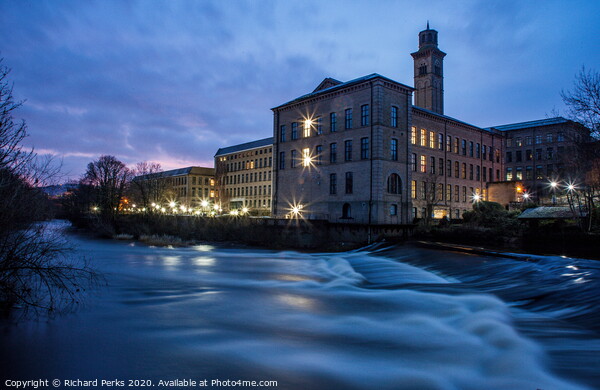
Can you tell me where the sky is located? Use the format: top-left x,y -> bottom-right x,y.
1,0 -> 599,180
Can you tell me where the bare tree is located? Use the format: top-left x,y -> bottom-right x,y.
0,58 -> 96,315
561,66 -> 600,231
561,66 -> 600,139
130,161 -> 167,208
82,155 -> 132,218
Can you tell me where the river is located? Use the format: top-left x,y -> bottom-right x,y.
1,222 -> 599,390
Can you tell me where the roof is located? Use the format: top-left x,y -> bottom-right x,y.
412,106 -> 490,132
518,206 -> 587,220
272,73 -> 414,110
134,166 -> 214,181
486,117 -> 569,132
214,137 -> 273,157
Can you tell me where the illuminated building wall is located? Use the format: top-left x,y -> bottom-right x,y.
214,137 -> 273,214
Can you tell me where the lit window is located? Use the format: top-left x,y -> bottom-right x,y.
420,129 -> 427,147
302,148 -> 311,167
304,119 -> 312,137
420,155 -> 427,173
411,127 -> 417,144
429,131 -> 435,148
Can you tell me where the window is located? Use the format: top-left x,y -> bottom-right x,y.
391,138 -> 398,161
446,184 -> 452,202
446,135 -> 451,152
302,148 -> 310,167
430,156 -> 436,174
454,161 -> 459,178
387,173 -> 401,194
330,143 -> 337,163
419,65 -> 427,75
461,163 -> 466,179
462,186 -> 467,203
557,132 -> 564,142
420,155 -> 427,173
483,167 -> 487,181
345,108 -> 353,129
345,172 -> 353,194
506,167 -> 513,181
329,173 -> 337,195
429,131 -> 435,148
454,137 -> 459,154
525,166 -> 532,180
525,136 -> 532,145
291,122 -> 298,140
279,151 -> 285,170
482,145 -> 487,160
290,150 -> 297,168
506,151 -> 512,163
536,148 -> 542,160
439,158 -> 444,176
303,120 -> 311,137
507,138 -> 513,147
411,180 -> 417,199
438,183 -> 444,201
455,185 -> 459,202
390,204 -> 398,216
535,135 -> 542,144
469,141 -> 474,157
279,125 -> 286,142
516,150 -> 522,162
526,149 -> 532,161
438,134 -> 444,150
536,165 -> 543,180
361,104 -> 369,126
446,159 -> 452,177
316,117 -> 323,135
342,203 -> 351,218
476,165 -> 480,181
516,167 -> 523,180
344,140 -> 353,161
316,145 -> 322,165
361,137 -> 369,159
469,164 -> 473,180
489,146 -> 493,162
420,181 -> 427,200
516,137 -> 522,147
391,106 -> 398,127
411,153 -> 417,171
461,139 -> 467,155
476,143 -> 480,158
546,147 -> 554,160
330,113 -> 337,132
411,126 -> 417,144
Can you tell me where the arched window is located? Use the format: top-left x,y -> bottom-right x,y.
342,203 -> 351,219
387,173 -> 401,194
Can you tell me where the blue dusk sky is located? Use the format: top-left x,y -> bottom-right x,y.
1,0 -> 599,180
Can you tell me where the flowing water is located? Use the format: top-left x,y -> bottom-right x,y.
1,222 -> 599,390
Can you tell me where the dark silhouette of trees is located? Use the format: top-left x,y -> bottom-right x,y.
130,161 -> 167,208
81,155 -> 132,219
0,58 -> 95,315
560,67 -> 600,231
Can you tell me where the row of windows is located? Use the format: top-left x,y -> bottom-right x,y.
410,154 -> 499,182
226,185 -> 272,198
226,157 -> 272,172
507,133 -> 564,147
279,105 -> 401,142
410,181 -> 482,203
278,137 -> 402,169
505,147 -> 564,163
221,148 -> 272,161
190,188 -> 215,198
505,164 -> 563,181
410,127 -> 500,162
171,176 -> 214,187
328,173 -> 403,196
225,170 -> 272,185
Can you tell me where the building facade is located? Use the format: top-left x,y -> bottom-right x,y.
133,166 -> 216,208
214,137 -> 273,214
487,118 -> 589,202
